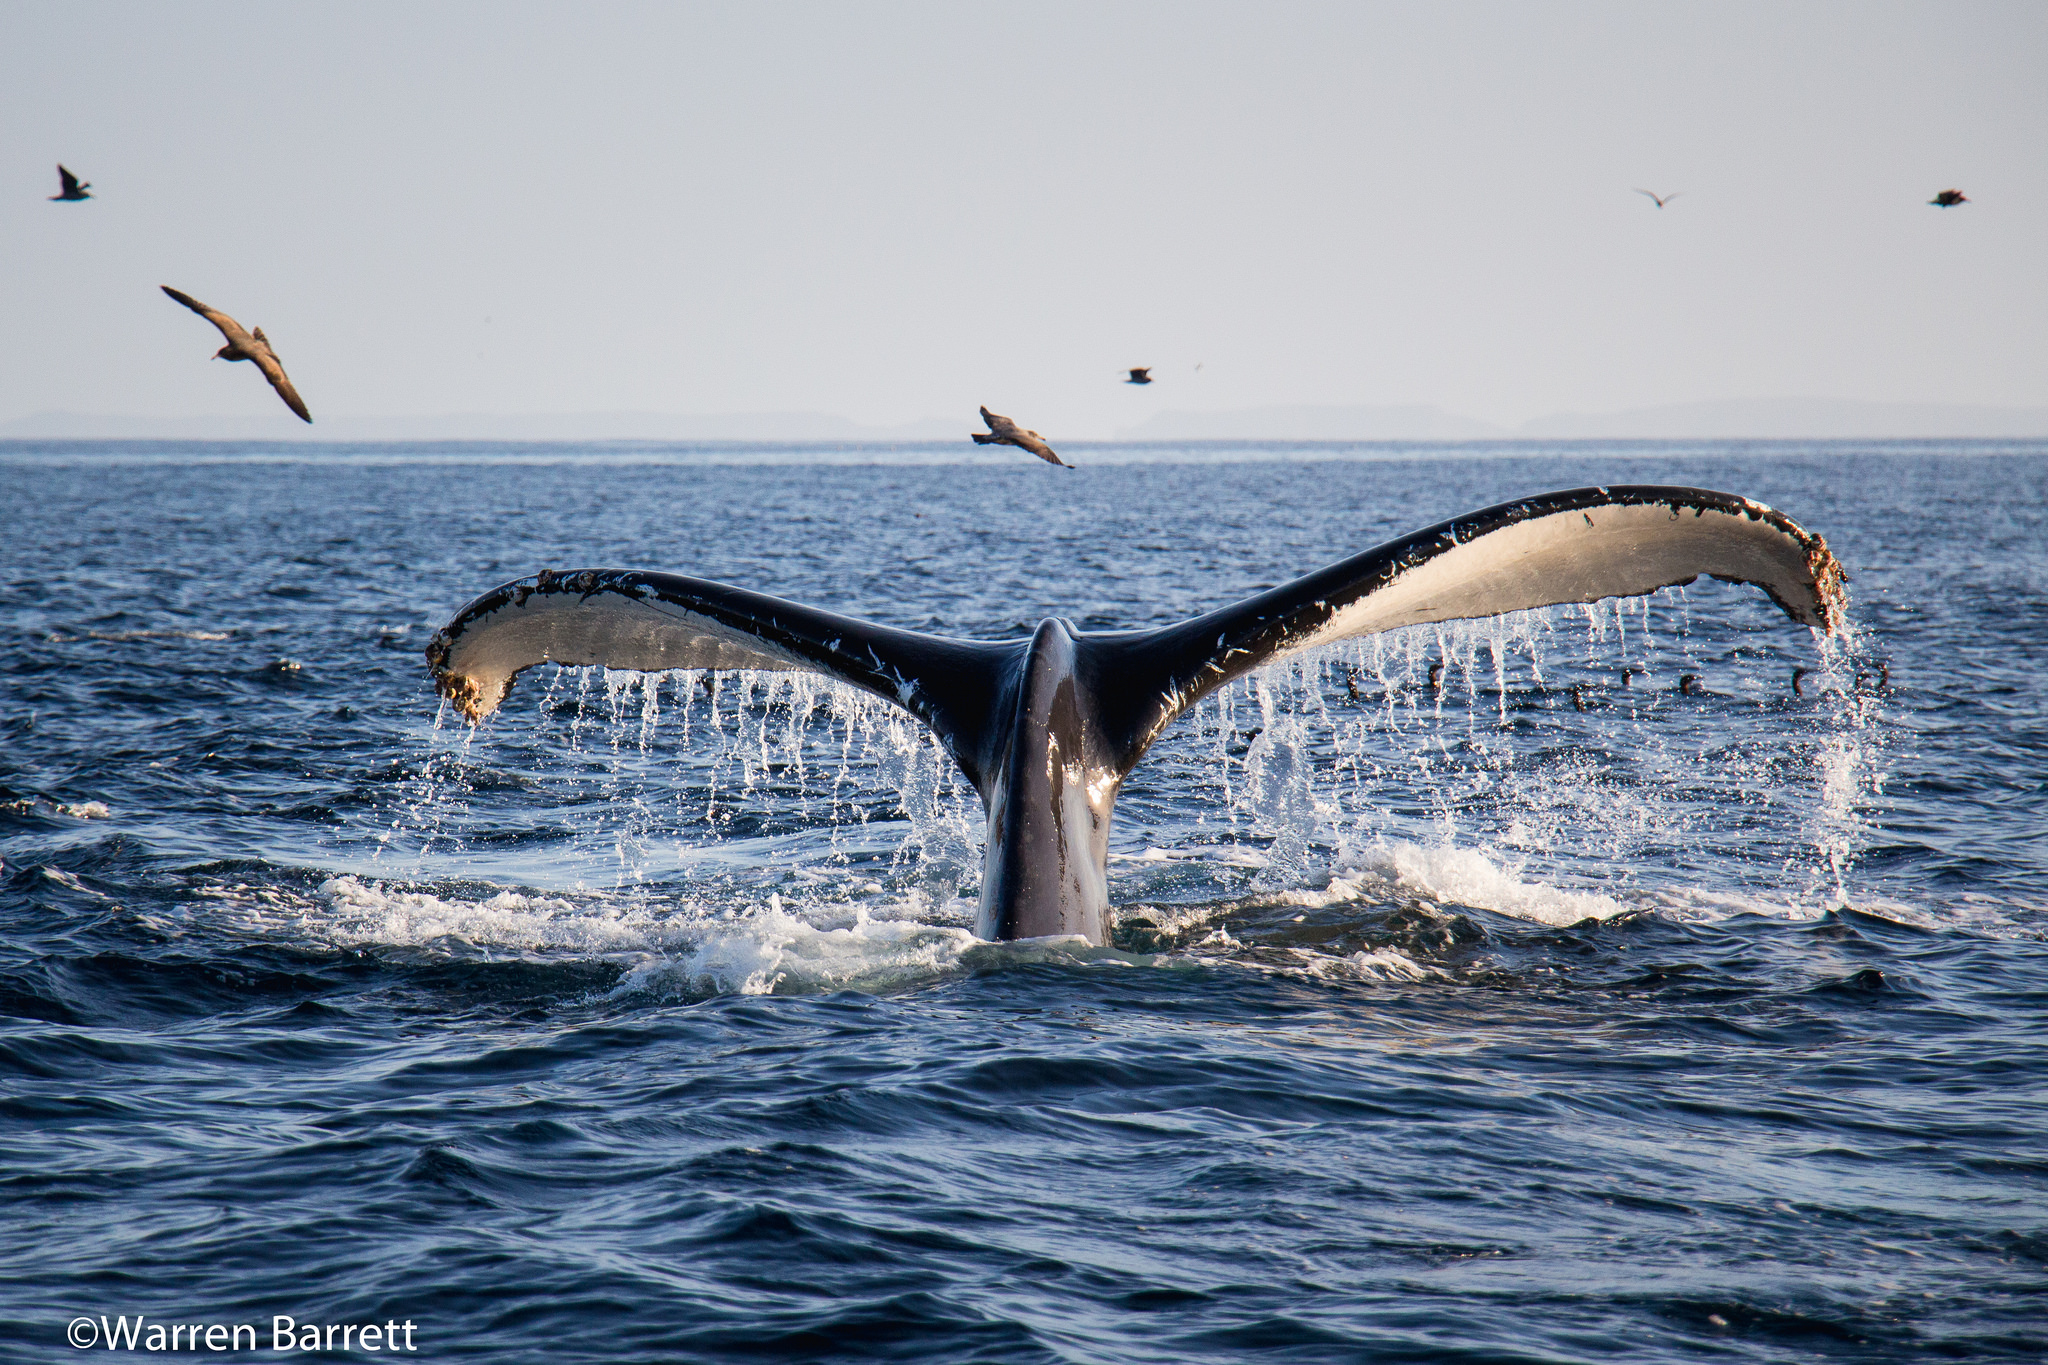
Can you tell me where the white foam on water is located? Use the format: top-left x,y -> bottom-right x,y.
320,875 -> 681,952
613,899 -> 981,997
308,875 -> 986,996
1336,947 -> 1447,981
1337,839 -> 1633,926
3,798 -> 112,820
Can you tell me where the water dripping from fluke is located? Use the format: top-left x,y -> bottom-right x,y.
408,487 -> 1873,958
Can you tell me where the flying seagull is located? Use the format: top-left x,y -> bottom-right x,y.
1125,367 -> 1153,385
1634,188 -> 1680,208
50,165 -> 91,201
1929,189 -> 1968,208
972,406 -> 1067,467
160,286 -> 312,422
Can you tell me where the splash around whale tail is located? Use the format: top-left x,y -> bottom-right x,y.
425,486 -> 1846,944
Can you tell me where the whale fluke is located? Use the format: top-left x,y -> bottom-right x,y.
426,486 -> 1845,945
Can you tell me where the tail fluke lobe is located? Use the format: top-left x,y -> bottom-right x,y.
1083,486 -> 1845,775
425,569 -> 1016,793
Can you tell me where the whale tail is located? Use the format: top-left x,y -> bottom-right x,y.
426,486 -> 1846,944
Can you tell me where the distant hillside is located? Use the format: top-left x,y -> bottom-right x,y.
0,411 -> 962,442
1516,398 -> 2048,439
1118,398 -> 2048,441
1115,405 -> 1503,441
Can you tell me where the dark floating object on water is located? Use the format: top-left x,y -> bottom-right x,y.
426,486 -> 1846,946
1928,189 -> 1968,208
1620,666 -> 1638,688
160,286 -> 312,423
1428,661 -> 1445,691
971,406 -> 1066,467
1791,666 -> 1812,696
1125,367 -> 1153,385
1678,673 -> 1706,696
50,164 -> 91,201
1571,682 -> 1588,712
1634,188 -> 1680,208
1855,664 -> 1891,694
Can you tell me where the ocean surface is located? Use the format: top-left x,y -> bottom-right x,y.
2,439 -> 2044,1363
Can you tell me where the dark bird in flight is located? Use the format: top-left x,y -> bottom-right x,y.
50,165 -> 91,201
972,406 -> 1066,467
1929,189 -> 1968,208
1125,367 -> 1153,385
160,286 -> 312,423
1634,188 -> 1681,208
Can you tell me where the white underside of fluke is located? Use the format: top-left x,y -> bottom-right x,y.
439,590 -> 811,720
1292,498 -> 1833,665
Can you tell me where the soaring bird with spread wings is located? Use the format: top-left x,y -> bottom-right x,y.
972,406 -> 1067,467
160,286 -> 312,423
1634,188 -> 1681,208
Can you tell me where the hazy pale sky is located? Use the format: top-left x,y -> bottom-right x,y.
3,1 -> 2042,435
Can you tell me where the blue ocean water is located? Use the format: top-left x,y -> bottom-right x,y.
2,440 -> 2044,1363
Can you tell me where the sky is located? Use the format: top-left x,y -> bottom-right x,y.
2,0 -> 2043,436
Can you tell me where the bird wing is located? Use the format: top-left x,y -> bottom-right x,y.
161,286 -> 254,348
57,166 -> 81,194
976,407 -> 1066,464
249,336 -> 312,423
1016,429 -> 1066,466
1082,486 -> 1846,774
